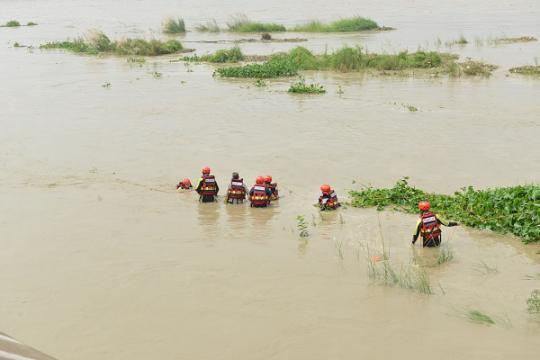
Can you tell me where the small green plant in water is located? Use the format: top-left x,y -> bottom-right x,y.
403,103 -> 418,112
162,17 -> 186,34
127,57 -> 146,63
527,290 -> 540,313
296,215 -> 309,237
27,22 -> 38,26
288,78 -> 326,94
473,261 -> 499,275
466,310 -> 495,325
254,79 -> 267,87
102,82 -> 111,88
349,177 -> 540,244
195,19 -> 220,32
368,256 -> 432,294
437,244 -> 454,265
152,71 -> 162,79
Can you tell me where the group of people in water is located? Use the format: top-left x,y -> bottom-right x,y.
177,167 -> 458,248
176,166 -> 341,210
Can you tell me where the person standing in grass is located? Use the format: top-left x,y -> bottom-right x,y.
413,201 -> 459,247
196,166 -> 219,202
226,172 -> 247,204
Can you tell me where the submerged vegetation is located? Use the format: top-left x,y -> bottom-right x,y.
215,46 -> 494,78
493,36 -> 537,44
445,35 -> 468,46
185,47 -> 244,63
510,65 -> 540,75
368,255 -> 432,294
288,78 -> 326,94
296,215 -> 309,237
195,19 -> 221,32
162,17 -> 186,34
437,244 -> 454,265
527,290 -> 540,313
226,14 -> 286,32
466,310 -> 495,325
40,31 -> 186,56
350,178 -> 540,244
293,16 -> 380,32
1,20 -> 37,27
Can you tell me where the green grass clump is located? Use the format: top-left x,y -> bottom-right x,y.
288,79 -> 325,94
296,215 -> 309,237
226,14 -> 285,32
437,244 -> 454,265
527,290 -> 540,313
27,21 -> 38,26
2,20 -> 21,27
466,310 -> 495,325
368,257 -> 432,294
216,56 -> 298,78
186,46 -> 244,63
195,19 -> 220,32
162,17 -> 185,34
40,31 -> 184,56
350,177 -> 540,243
293,16 -> 379,32
510,65 -> 540,75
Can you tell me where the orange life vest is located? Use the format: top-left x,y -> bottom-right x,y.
420,212 -> 441,240
200,175 -> 218,196
320,191 -> 339,209
228,178 -> 246,200
250,185 -> 269,206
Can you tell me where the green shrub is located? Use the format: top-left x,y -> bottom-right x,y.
349,178 -> 540,243
27,21 -> 38,26
162,17 -> 185,34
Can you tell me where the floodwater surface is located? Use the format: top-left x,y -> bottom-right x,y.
1,1 -> 540,359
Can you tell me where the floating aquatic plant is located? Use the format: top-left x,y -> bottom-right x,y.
349,177 -> 540,243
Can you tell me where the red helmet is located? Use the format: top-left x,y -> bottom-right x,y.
264,175 -> 272,183
256,176 -> 265,185
418,201 -> 430,211
201,166 -> 211,175
320,184 -> 331,194
182,178 -> 192,186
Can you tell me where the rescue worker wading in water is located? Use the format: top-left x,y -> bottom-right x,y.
319,184 -> 340,210
249,176 -> 272,208
226,172 -> 247,204
264,175 -> 279,201
413,201 -> 459,247
196,166 -> 219,202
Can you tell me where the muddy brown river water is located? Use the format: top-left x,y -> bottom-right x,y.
1,0 -> 540,359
